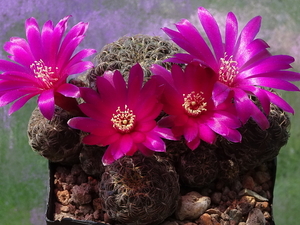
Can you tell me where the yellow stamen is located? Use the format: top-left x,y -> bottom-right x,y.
30,59 -> 58,88
182,91 -> 207,116
219,54 -> 238,86
111,105 -> 136,133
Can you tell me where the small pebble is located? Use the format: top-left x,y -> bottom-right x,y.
103,213 -> 112,223
263,211 -> 271,220
93,209 -> 101,220
231,180 -> 243,193
66,174 -> 77,184
228,191 -> 237,200
227,209 -> 242,224
84,213 -> 94,221
238,189 -> 268,202
211,192 -> 222,204
196,213 -> 213,225
56,190 -> 70,205
245,208 -> 266,225
175,191 -> 211,221
92,198 -> 102,211
60,205 -> 69,213
70,183 -> 92,205
261,183 -> 269,191
206,208 -> 222,216
79,204 -> 93,215
237,196 -> 256,215
255,202 -> 269,211
242,176 -> 256,190
254,172 -> 271,185
223,186 -> 230,195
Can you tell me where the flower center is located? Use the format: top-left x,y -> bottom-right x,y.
182,91 -> 207,116
218,55 -> 238,86
30,59 -> 58,89
111,105 -> 136,133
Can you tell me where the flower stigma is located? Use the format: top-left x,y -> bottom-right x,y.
30,59 -> 59,88
111,105 -> 136,133
219,54 -> 238,86
182,91 -> 207,116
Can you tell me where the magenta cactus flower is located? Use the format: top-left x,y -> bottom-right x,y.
0,16 -> 96,119
162,7 -> 300,129
151,63 -> 242,150
68,63 -> 175,165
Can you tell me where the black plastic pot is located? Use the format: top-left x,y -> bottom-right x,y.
269,158 -> 277,225
46,159 -> 277,225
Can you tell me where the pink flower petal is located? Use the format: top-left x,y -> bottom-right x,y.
198,7 -> 224,60
265,90 -> 294,114
212,81 -> 231,106
135,97 -> 162,120
152,126 -> 177,141
237,39 -> 270,68
79,103 -> 108,121
158,115 -> 175,128
8,93 -> 37,115
0,60 -> 27,73
41,20 -> 54,64
97,71 -> 127,108
197,122 -> 216,144
56,83 -> 80,98
4,42 -> 34,67
163,53 -> 196,64
150,64 -> 174,86
92,126 -> 118,139
37,89 -> 55,120
83,134 -> 103,146
131,131 -> 146,143
206,117 -> 241,142
142,131 -> 166,152
173,113 -> 190,127
59,22 -> 88,55
25,17 -> 44,60
0,89 -> 28,107
232,88 -> 253,124
233,88 -> 269,129
183,118 -> 198,142
234,16 -> 262,57
249,105 -> 270,130
174,19 -> 217,69
254,71 -> 300,81
57,36 -> 85,70
119,134 -> 134,155
171,64 -> 187,94
137,144 -> 156,156
210,111 -> 241,129
101,145 -> 116,166
67,49 -> 96,67
225,12 -> 238,56
0,71 -> 38,84
186,137 -> 201,150
241,55 -> 294,76
109,142 -> 126,161
80,87 -> 101,104
68,117 -> 102,132
128,64 -> 144,106
135,120 -> 157,132
241,77 -> 300,91
96,132 -> 122,147
46,16 -> 70,66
